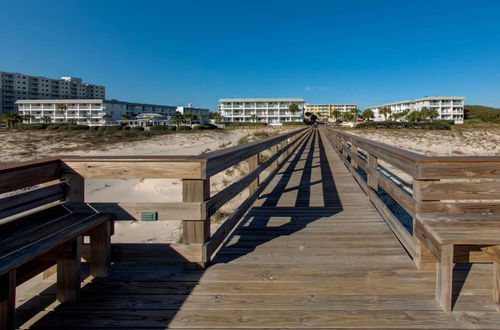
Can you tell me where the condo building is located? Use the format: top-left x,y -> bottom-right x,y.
304,104 -> 357,121
0,71 -> 105,113
367,96 -> 465,123
218,98 -> 305,125
16,99 -> 209,126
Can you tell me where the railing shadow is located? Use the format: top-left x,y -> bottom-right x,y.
213,128 -> 343,264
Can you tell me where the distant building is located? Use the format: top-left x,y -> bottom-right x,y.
367,96 -> 465,123
0,71 -> 105,113
16,99 -> 210,126
16,99 -> 178,126
176,104 -> 210,124
304,104 -> 357,121
218,98 -> 305,125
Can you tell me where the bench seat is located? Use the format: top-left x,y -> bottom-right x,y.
0,204 -> 114,330
415,213 -> 500,312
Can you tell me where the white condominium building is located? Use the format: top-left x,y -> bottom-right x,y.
304,104 -> 357,121
1,71 -> 105,113
218,98 -> 305,125
16,99 -> 180,126
367,96 -> 465,123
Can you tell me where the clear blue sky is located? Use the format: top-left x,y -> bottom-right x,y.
1,0 -> 500,110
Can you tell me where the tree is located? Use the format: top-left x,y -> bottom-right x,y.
340,111 -> 356,123
331,110 -> 341,122
22,114 -> 35,123
120,114 -> 131,120
351,108 -> 360,122
407,110 -> 423,122
361,109 -> 374,121
379,106 -> 392,120
288,103 -> 300,118
56,103 -> 68,121
0,112 -> 21,128
41,115 -> 52,124
391,110 -> 410,121
249,114 -> 258,123
169,112 -> 185,127
420,107 -> 439,121
184,112 -> 198,126
209,112 -> 223,124
102,113 -> 112,124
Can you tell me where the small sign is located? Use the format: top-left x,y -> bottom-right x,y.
140,211 -> 158,221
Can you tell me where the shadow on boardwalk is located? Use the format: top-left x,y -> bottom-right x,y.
213,128 -> 343,264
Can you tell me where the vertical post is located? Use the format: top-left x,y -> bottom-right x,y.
0,270 -> 16,330
182,179 -> 210,268
62,172 -> 85,203
247,154 -> 259,194
367,153 -> 378,190
57,236 -> 82,303
494,261 -> 499,303
270,145 -> 278,170
350,145 -> 358,169
413,179 -> 439,269
90,222 -> 111,278
436,244 -> 454,312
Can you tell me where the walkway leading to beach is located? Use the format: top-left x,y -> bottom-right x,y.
21,129 -> 499,329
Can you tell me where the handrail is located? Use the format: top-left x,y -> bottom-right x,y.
321,126 -> 500,268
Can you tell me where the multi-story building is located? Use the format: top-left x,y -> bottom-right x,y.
0,71 -> 105,113
367,96 -> 465,123
304,104 -> 357,121
176,103 -> 210,124
218,98 -> 305,125
16,99 -> 194,126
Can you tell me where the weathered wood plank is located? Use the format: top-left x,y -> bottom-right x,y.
0,160 -> 61,194
89,202 -> 204,221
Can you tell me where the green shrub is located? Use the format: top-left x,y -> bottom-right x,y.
355,121 -> 451,130
17,123 -> 47,130
89,126 -> 99,131
131,126 -> 145,131
150,125 -> 176,131
66,125 -> 90,130
47,123 -> 67,130
282,122 -> 305,126
464,105 -> 500,122
464,118 -> 483,124
193,123 -> 218,130
177,125 -> 191,131
225,122 -> 267,127
98,125 -> 123,132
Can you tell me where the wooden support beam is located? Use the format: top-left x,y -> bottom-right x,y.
246,154 -> 259,195
182,179 -> 210,268
351,146 -> 358,169
0,270 -> 16,330
90,222 -> 111,278
62,172 -> 85,203
270,145 -> 278,170
56,237 -> 82,303
367,154 -> 378,190
436,244 -> 453,312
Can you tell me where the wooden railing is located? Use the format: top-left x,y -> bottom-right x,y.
320,126 -> 500,268
0,127 -> 309,268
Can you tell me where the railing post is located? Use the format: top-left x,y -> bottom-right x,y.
62,172 -> 85,203
351,145 -> 358,169
247,154 -> 259,194
182,178 -> 210,269
0,270 -> 16,330
367,154 -> 378,190
270,145 -> 278,170
412,179 -> 438,270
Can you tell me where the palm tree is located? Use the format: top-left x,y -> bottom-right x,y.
41,115 -> 52,124
102,113 -> 112,124
361,109 -> 374,121
0,112 -> 21,128
120,114 -> 131,120
407,110 -> 423,122
331,110 -> 341,122
420,107 -> 439,121
169,112 -> 185,127
209,112 -> 223,124
351,108 -> 360,122
288,103 -> 300,119
379,106 -> 392,120
249,114 -> 258,123
22,114 -> 36,123
184,112 -> 197,126
56,103 -> 68,121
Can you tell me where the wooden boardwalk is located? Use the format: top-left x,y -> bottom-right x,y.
18,128 -> 500,328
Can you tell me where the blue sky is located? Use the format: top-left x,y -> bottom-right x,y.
1,0 -> 500,110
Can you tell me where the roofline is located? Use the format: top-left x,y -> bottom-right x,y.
366,96 -> 465,109
15,99 -> 103,104
219,98 -> 304,102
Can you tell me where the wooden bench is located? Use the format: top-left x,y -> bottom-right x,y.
414,213 -> 500,312
0,183 -> 114,330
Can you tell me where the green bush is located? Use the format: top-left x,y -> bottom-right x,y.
355,120 -> 451,130
130,126 -> 145,131
47,123 -> 67,130
177,125 -> 191,131
225,122 -> 267,127
17,123 -> 47,130
66,125 -> 90,130
282,122 -> 305,126
150,125 -> 176,131
89,126 -> 99,131
193,124 -> 218,130
98,125 -> 123,132
464,105 -> 500,122
464,118 -> 483,124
